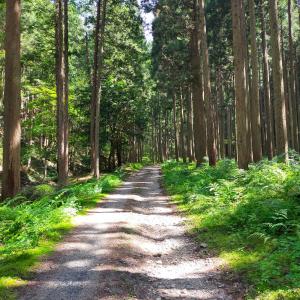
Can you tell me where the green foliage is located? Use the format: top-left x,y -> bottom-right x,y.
162,160 -> 300,300
0,163 -> 145,298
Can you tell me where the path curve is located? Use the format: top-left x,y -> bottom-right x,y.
19,166 -> 243,300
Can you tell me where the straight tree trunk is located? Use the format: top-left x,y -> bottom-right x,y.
240,3 -> 253,163
179,89 -> 186,163
191,0 -> 206,166
91,0 -> 107,178
231,0 -> 250,169
259,0 -> 274,159
186,87 -> 194,161
249,0 -> 262,162
281,25 -> 292,149
268,0 -> 288,161
64,0 -> 69,181
172,93 -> 179,161
227,105 -> 233,158
2,0 -> 21,199
288,0 -> 299,151
199,0 -> 217,166
217,69 -> 225,159
158,111 -> 163,163
55,0 -> 68,186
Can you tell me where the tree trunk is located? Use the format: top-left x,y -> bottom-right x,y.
55,0 -> 69,186
186,87 -> 194,161
2,0 -> 21,199
227,105 -> 233,158
191,0 -> 206,166
231,0 -> 250,169
172,93 -> 179,161
268,0 -> 288,161
249,0 -> 262,162
199,0 -> 217,166
91,0 -> 107,178
179,89 -> 186,163
259,0 -> 274,160
217,69 -> 225,159
158,111 -> 163,163
64,0 -> 69,181
288,0 -> 299,151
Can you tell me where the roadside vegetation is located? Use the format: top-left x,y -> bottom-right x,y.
0,163 -> 143,299
162,159 -> 300,300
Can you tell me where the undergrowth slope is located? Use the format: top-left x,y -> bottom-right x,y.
0,163 -> 143,299
162,160 -> 300,300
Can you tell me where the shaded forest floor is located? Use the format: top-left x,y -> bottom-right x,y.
163,160 -> 300,300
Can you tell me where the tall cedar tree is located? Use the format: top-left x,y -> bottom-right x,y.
259,0 -> 273,159
199,0 -> 217,166
91,0 -> 107,178
268,0 -> 288,162
231,0 -> 250,169
287,0 -> 298,151
191,0 -> 207,166
2,0 -> 21,199
55,0 -> 69,186
249,0 -> 262,162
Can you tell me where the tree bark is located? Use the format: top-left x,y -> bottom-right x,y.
2,0 -> 21,199
172,93 -> 179,161
268,0 -> 288,161
179,89 -> 186,163
186,87 -> 195,161
231,0 -> 250,169
259,0 -> 274,160
91,0 -> 107,178
55,0 -> 69,186
191,0 -> 206,166
217,69 -> 225,159
199,0 -> 217,166
288,0 -> 299,151
249,0 -> 262,162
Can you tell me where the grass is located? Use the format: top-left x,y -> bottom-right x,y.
162,159 -> 300,300
0,162 -> 144,299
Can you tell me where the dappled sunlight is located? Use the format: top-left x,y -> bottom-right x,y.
18,167 -> 241,300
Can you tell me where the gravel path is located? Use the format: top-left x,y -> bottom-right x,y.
18,166 -> 243,300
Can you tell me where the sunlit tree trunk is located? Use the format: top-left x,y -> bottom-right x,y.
268,0 -> 288,161
2,0 -> 21,199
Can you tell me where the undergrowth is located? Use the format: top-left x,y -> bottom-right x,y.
162,159 -> 300,300
0,163 -> 143,299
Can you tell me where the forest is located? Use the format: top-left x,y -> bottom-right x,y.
0,0 -> 300,299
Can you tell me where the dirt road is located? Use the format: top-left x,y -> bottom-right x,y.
19,167 -> 242,300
